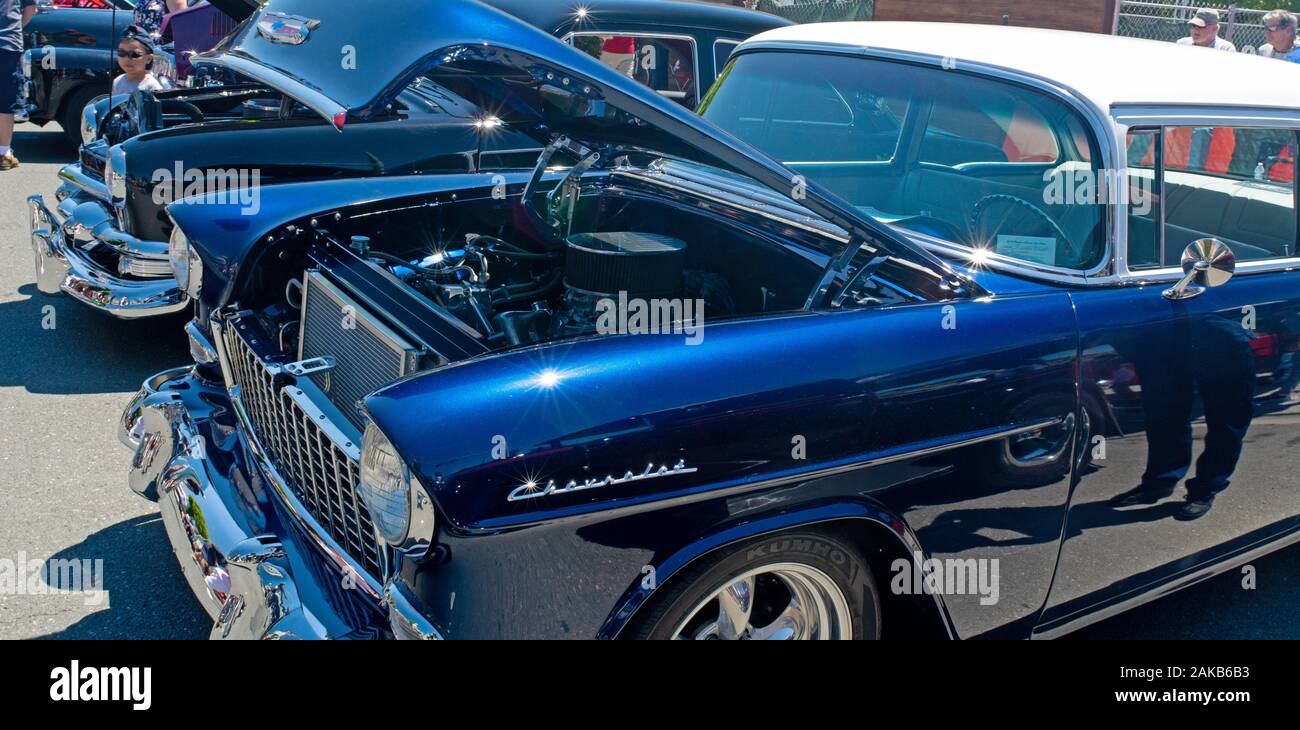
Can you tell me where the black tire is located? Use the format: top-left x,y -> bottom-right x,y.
627,529 -> 879,640
59,86 -> 104,151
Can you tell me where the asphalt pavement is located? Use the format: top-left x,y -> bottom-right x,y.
0,122 -> 1295,640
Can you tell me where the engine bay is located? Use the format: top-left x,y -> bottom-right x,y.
242,179 -> 834,366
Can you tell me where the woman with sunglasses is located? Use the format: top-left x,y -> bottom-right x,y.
112,30 -> 164,98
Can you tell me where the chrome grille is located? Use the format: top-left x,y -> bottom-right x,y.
221,320 -> 384,579
299,271 -> 420,430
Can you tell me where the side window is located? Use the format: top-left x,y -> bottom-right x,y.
569,33 -> 699,110
714,40 -> 741,77
1128,126 -> 1297,269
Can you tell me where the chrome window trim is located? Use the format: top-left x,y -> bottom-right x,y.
1112,108 -> 1300,282
727,41 -> 1122,286
562,30 -> 702,108
713,38 -> 742,78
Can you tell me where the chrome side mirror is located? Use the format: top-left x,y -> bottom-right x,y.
1162,239 -> 1235,301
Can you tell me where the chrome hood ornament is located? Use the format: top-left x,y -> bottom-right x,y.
508,459 -> 698,503
256,13 -> 320,45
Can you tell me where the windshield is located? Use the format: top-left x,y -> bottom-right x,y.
701,51 -> 1107,271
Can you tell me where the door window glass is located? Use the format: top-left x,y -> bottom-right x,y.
1128,127 -> 1297,269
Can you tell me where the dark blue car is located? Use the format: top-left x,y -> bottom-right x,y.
118,3 -> 1300,639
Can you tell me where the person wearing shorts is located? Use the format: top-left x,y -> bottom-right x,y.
1,0 -> 36,171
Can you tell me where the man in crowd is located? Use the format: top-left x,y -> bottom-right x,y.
1178,8 -> 1238,51
0,0 -> 35,171
1258,9 -> 1298,59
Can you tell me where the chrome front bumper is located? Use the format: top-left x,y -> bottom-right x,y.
27,169 -> 187,319
121,366 -> 398,639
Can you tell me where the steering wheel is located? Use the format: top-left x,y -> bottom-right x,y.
968,194 -> 1074,261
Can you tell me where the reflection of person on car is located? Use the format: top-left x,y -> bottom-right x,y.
1112,313 -> 1256,520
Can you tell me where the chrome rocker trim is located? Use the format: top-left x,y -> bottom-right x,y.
28,191 -> 188,319
122,365 -> 398,639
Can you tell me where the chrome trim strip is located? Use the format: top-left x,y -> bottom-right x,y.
283,385 -> 362,462
211,317 -> 385,603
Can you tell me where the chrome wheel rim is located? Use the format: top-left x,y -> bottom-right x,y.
670,563 -> 852,640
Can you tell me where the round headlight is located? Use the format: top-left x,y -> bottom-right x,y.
358,423 -> 412,546
168,226 -> 201,298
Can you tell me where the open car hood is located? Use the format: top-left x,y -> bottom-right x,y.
192,0 -> 966,280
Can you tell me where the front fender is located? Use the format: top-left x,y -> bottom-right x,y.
598,500 -> 953,639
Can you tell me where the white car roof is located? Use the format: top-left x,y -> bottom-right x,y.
740,22 -> 1300,112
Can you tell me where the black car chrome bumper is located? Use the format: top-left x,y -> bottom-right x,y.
121,365 -> 402,639
27,172 -> 187,319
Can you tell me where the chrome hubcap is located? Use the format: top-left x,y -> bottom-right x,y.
671,563 -> 852,640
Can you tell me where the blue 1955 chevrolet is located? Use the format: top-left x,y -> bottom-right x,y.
120,1 -> 1300,639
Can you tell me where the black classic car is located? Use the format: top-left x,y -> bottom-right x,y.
27,0 -> 787,320
119,2 -> 1300,641
20,0 -> 183,148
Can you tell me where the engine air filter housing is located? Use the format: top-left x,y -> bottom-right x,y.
564,231 -> 687,299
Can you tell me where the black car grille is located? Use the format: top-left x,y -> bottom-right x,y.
221,320 -> 385,580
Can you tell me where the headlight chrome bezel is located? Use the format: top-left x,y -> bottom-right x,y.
80,99 -> 102,146
106,144 -> 128,203
167,224 -> 202,298
358,422 -> 436,557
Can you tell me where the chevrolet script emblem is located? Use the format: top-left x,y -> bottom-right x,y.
257,13 -> 320,45
508,460 -> 698,502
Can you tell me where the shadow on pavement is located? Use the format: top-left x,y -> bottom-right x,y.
33,514 -> 210,640
0,284 -> 191,394
10,125 -> 75,166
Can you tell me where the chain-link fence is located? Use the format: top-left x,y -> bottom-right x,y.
1117,1 -> 1278,53
721,0 -> 875,23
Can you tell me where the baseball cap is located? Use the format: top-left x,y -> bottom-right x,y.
1189,9 -> 1220,27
